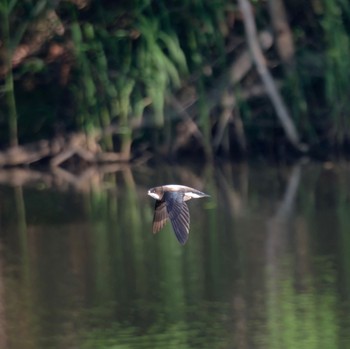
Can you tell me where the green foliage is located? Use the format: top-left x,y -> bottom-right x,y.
65,2 -> 207,153
0,0 -> 230,150
4,0 -> 350,155
134,15 -> 188,125
321,0 -> 350,143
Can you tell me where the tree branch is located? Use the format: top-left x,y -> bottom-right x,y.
238,0 -> 308,152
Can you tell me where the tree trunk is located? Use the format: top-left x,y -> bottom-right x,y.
1,1 -> 19,147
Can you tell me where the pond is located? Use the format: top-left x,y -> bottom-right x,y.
0,161 -> 349,349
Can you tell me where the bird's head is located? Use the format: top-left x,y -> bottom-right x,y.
147,187 -> 162,200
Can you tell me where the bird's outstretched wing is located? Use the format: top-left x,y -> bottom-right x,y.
152,199 -> 168,233
164,192 -> 190,245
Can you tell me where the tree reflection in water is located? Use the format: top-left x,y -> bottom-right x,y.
0,162 -> 349,348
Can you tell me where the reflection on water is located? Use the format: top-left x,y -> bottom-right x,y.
0,162 -> 350,348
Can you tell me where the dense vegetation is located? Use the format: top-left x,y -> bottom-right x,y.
1,0 -> 350,162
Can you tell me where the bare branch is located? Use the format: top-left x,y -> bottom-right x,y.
238,0 -> 308,152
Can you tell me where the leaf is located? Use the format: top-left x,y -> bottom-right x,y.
158,32 -> 188,73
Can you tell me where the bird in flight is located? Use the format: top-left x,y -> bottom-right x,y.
147,184 -> 210,245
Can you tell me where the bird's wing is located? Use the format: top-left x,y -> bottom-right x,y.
152,199 -> 169,234
164,192 -> 190,245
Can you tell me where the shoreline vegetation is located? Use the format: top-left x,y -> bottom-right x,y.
1,0 -> 350,166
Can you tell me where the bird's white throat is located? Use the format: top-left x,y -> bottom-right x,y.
148,191 -> 160,200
